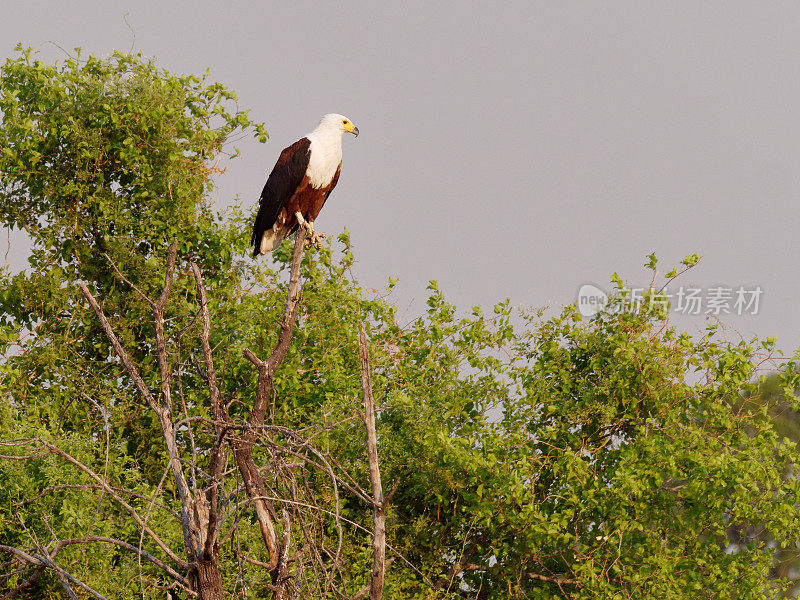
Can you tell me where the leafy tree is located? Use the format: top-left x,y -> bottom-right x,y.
1,48 -> 799,600
729,371 -> 800,596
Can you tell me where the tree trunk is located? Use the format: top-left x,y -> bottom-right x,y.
195,557 -> 225,600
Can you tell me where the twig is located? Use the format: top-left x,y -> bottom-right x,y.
51,537 -> 191,588
433,542 -> 478,592
526,571 -> 582,587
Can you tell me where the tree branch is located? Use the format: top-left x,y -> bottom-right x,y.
45,537 -> 191,585
153,240 -> 178,412
352,559 -> 395,600
0,544 -> 110,600
433,542 -> 478,592
358,324 -> 386,600
81,243 -> 198,565
78,283 -> 157,409
232,229 -> 309,576
190,262 -> 226,560
525,571 -> 581,587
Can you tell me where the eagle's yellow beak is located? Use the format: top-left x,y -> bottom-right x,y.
345,122 -> 359,137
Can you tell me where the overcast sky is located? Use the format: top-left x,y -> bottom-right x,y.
3,2 -> 800,358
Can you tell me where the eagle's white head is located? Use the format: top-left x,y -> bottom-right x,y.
313,113 -> 359,138
305,114 -> 358,188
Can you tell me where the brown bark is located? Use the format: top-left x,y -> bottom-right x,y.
194,558 -> 225,600
190,263 -> 226,560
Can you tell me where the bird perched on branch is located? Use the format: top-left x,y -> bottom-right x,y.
251,113 -> 359,255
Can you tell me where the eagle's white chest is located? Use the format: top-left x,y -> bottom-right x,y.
306,135 -> 342,188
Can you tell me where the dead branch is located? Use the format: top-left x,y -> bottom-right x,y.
0,546 -> 42,567
51,537 -> 190,588
4,229 -> 412,600
78,283 -> 158,409
190,262 -> 226,560
102,251 -> 156,307
247,228 -> 309,418
0,564 -> 44,600
0,544 -> 109,600
233,228 -> 309,577
358,324 -> 386,600
80,243 -> 196,563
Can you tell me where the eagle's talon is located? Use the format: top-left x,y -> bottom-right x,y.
310,232 -> 326,248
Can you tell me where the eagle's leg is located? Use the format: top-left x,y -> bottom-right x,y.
295,212 -> 325,247
295,211 -> 314,235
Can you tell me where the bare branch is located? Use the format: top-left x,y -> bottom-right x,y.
244,348 -> 262,368
153,240 -> 178,412
50,537 -> 191,588
83,244 -> 201,567
78,283 -> 157,409
249,228 -> 309,424
0,544 -> 109,600
233,456 -> 280,570
0,452 -> 48,460
32,438 -> 187,568
82,392 -> 112,540
47,560 -> 81,600
225,494 -> 432,587
190,262 -> 227,560
190,263 -> 222,418
0,545 -> 43,566
525,571 -> 581,587
233,228 -> 309,575
139,461 -> 176,597
0,565 -> 44,600
275,508 -> 293,595
358,325 -> 386,600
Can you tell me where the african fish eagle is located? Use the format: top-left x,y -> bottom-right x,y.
251,113 -> 359,255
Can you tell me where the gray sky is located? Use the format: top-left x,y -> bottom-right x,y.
3,1 -> 800,357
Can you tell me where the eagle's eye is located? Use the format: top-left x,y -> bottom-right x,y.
342,119 -> 348,125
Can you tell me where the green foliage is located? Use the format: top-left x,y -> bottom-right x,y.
1,48 -> 798,600
341,279 -> 799,599
0,45 -> 258,437
0,47 -> 265,597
